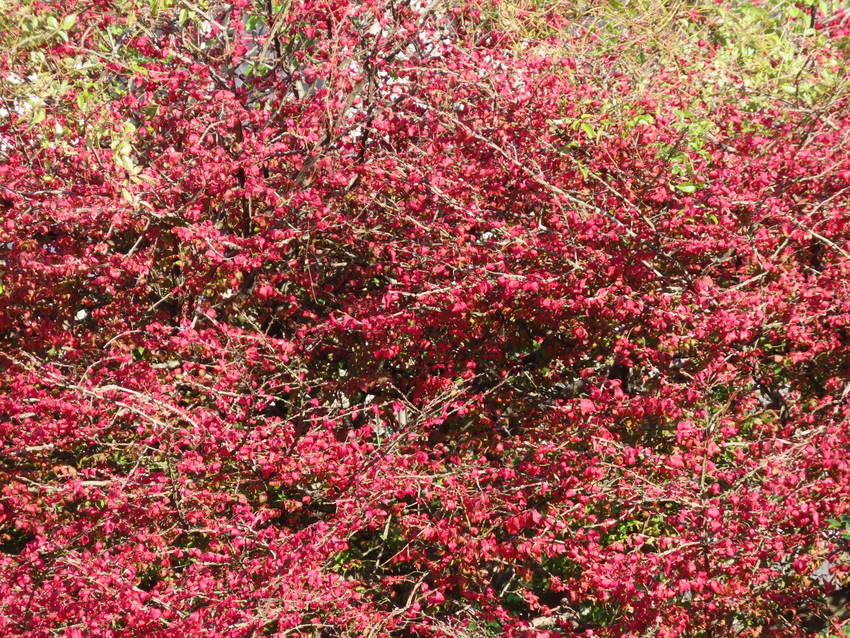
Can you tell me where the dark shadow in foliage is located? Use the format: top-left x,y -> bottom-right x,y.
0,526 -> 34,555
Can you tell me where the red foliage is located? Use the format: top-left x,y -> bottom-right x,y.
2,1 -> 850,636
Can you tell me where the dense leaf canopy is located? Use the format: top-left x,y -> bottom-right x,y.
2,1 -> 850,636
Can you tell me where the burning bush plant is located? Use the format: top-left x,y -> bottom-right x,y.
2,0 -> 850,636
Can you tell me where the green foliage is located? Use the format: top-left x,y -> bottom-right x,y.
490,0 -> 848,112
828,514 -> 850,543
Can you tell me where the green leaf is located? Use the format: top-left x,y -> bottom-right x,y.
576,162 -> 590,179
60,14 -> 77,30
629,113 -> 654,127
674,183 -> 699,193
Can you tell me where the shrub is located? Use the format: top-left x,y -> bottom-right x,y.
2,1 -> 850,636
